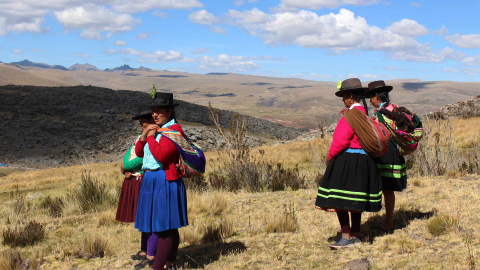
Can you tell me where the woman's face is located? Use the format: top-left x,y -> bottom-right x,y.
138,117 -> 154,131
370,93 -> 380,108
342,92 -> 354,108
152,106 -> 172,126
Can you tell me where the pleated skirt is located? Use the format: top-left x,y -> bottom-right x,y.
134,170 -> 188,233
115,175 -> 142,222
376,144 -> 407,191
315,151 -> 383,212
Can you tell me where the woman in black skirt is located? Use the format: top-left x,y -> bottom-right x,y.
315,78 -> 382,249
366,80 -> 412,232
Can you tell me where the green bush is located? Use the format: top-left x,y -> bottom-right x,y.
40,195 -> 65,217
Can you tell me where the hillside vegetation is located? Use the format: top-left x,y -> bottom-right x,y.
0,116 -> 479,269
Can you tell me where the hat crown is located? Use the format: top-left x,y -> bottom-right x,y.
340,78 -> 363,91
151,91 -> 179,107
368,80 -> 387,90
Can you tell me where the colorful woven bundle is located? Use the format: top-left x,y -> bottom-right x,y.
157,128 -> 206,178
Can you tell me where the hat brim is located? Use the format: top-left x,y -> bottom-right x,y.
335,88 -> 368,97
150,102 -> 180,107
131,113 -> 152,120
365,86 -> 393,97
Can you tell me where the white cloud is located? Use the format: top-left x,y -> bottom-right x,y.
112,0 -> 203,13
137,32 -> 149,39
275,0 -> 378,11
442,67 -> 459,73
55,5 -> 140,40
114,40 -> 127,46
30,48 -> 42,52
0,0 -> 201,37
410,2 -> 421,7
211,26 -> 227,34
234,0 -> 244,6
433,25 -> 449,35
189,10 -> 217,25
443,67 -> 480,76
72,52 -> 90,58
227,8 -> 461,63
119,48 -> 194,63
13,49 -> 23,53
102,49 -> 116,54
461,55 -> 480,66
387,19 -> 428,37
153,11 -> 168,18
193,48 -> 209,54
198,54 -> 263,72
446,34 -> 480,49
290,72 -> 333,80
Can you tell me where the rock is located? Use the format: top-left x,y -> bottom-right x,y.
346,258 -> 369,270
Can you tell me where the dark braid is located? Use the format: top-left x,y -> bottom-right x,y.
378,92 -> 390,104
352,93 -> 369,116
362,97 -> 369,116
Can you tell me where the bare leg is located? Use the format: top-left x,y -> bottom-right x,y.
382,190 -> 395,229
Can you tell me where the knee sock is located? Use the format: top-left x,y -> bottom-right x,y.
146,232 -> 159,256
350,212 -> 362,234
140,232 -> 148,252
336,211 -> 351,233
152,230 -> 179,270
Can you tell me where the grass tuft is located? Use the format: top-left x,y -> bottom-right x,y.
265,203 -> 297,233
84,234 -> 112,258
426,214 -> 459,236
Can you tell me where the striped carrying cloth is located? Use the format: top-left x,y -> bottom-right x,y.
343,108 -> 391,158
157,128 -> 206,178
376,105 -> 423,156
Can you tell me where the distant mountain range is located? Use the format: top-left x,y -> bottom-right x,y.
1,59 -> 479,128
8,59 -> 151,72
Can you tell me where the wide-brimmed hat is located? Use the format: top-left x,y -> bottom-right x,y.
335,78 -> 368,97
132,104 -> 153,120
365,80 -> 393,97
150,92 -> 179,107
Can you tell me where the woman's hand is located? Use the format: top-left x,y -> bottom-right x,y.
325,157 -> 332,166
124,171 -> 132,178
140,124 -> 159,141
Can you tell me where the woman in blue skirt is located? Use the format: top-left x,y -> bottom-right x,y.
134,92 -> 188,270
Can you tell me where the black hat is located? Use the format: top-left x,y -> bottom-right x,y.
132,104 -> 152,120
335,78 -> 368,97
365,80 -> 393,97
150,92 -> 179,107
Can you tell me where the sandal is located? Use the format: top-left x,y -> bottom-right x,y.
131,251 -> 147,261
134,259 -> 154,269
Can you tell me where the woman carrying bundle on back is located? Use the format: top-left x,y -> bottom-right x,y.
315,78 -> 383,249
134,91 -> 188,270
366,80 -> 423,233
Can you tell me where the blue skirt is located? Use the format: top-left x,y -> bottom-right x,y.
134,170 -> 188,233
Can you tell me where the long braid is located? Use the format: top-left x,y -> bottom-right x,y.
362,96 -> 369,116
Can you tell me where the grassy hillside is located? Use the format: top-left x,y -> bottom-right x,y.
0,117 -> 479,269
2,63 -> 480,128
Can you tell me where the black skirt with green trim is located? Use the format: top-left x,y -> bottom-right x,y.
315,151 -> 382,212
376,143 -> 407,191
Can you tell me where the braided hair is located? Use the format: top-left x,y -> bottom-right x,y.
353,93 -> 369,116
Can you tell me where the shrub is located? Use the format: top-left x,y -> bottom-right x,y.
0,249 -> 22,270
201,223 -> 223,243
265,204 -> 297,233
3,221 -> 45,247
68,170 -> 112,213
40,195 -> 64,217
426,214 -> 459,236
97,211 -> 118,227
84,235 -> 111,258
183,174 -> 208,191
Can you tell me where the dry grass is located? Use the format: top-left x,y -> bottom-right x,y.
0,117 -> 479,269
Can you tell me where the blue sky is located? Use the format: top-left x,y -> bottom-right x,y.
1,0 -> 479,82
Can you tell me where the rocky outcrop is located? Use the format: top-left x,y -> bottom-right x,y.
435,95 -> 480,118
0,85 -> 306,168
